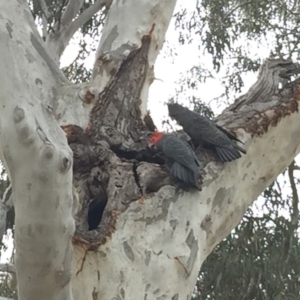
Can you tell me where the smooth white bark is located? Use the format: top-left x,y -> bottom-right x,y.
55,0 -> 177,129
55,83 -> 98,129
92,0 -> 177,118
0,2 -> 75,300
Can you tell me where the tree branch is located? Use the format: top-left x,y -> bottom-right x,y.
55,0 -> 67,31
45,0 -> 111,63
65,0 -> 111,40
90,0 -> 177,120
223,1 -> 252,20
38,0 -> 52,19
0,2 -> 75,299
61,0 -> 84,28
41,14 -> 48,40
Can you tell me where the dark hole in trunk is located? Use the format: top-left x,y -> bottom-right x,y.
86,179 -> 108,231
88,198 -> 107,231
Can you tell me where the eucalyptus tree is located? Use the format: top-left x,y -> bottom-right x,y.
0,1 -> 300,300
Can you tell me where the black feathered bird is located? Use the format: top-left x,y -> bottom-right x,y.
168,103 -> 246,162
148,132 -> 202,190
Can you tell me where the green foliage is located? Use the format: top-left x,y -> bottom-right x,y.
174,0 -> 300,103
171,65 -> 215,118
0,274 -> 17,299
0,164 -> 15,298
191,97 -> 215,118
79,1 -> 107,36
30,0 -> 69,34
62,40 -> 93,83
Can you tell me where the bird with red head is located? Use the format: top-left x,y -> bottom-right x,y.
148,132 -> 202,191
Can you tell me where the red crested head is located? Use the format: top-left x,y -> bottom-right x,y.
148,131 -> 164,145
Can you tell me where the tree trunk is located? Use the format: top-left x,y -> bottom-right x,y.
0,1 -> 300,300
0,2 -> 74,300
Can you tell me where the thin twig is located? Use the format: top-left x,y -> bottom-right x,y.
223,1 -> 252,20
2,184 -> 11,204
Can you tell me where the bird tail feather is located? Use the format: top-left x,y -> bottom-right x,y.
170,162 -> 201,190
234,144 -> 246,154
215,146 -> 242,162
215,124 -> 244,144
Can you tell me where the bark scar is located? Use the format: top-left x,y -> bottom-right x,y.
76,249 -> 88,276
174,257 -> 189,277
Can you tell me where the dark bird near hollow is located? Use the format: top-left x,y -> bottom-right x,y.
168,103 -> 246,162
148,132 -> 202,190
